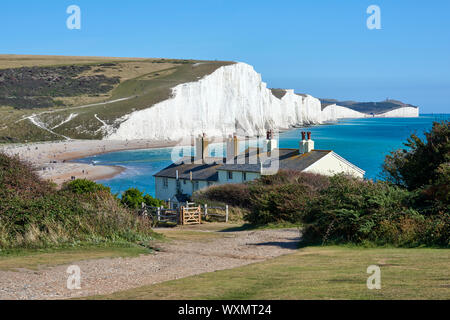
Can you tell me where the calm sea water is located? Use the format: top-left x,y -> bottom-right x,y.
77,114 -> 449,197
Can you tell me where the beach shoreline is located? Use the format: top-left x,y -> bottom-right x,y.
0,139 -> 180,186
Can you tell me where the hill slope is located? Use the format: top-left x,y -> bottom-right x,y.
0,55 -> 233,142
0,152 -> 154,249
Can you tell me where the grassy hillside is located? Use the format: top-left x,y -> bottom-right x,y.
320,98 -> 418,114
0,152 -> 156,249
0,55 -> 234,142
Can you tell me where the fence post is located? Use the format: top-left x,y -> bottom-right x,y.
157,206 -> 161,222
204,204 -> 208,218
225,205 -> 229,223
141,202 -> 146,217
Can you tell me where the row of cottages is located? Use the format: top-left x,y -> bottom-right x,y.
154,131 -> 365,203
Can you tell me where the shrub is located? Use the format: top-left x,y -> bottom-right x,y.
197,183 -> 251,208
382,120 -> 449,191
143,194 -> 165,208
121,188 -> 144,209
65,179 -> 110,194
301,175 -> 425,246
196,169 -> 449,247
0,153 -> 155,249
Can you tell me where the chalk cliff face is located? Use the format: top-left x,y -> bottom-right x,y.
107,63 -> 322,140
375,107 -> 419,118
107,62 -> 418,141
321,104 -> 370,121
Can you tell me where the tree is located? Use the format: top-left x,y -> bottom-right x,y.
121,188 -> 144,209
121,188 -> 166,209
144,194 -> 165,208
382,121 -> 449,214
382,121 -> 449,190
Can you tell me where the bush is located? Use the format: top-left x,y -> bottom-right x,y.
0,153 -> 155,249
197,170 -> 449,247
143,194 -> 165,208
196,183 -> 251,208
301,175 -> 428,246
121,188 -> 165,209
121,188 -> 145,209
382,121 -> 449,191
65,179 -> 110,194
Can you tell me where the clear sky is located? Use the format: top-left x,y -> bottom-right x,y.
1,0 -> 449,113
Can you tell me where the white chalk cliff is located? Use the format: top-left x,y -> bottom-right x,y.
374,107 -> 419,118
107,62 -> 418,141
321,104 -> 370,121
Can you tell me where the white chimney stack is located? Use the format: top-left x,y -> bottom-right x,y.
266,130 -> 277,153
195,133 -> 210,163
226,134 -> 239,164
300,131 -> 314,154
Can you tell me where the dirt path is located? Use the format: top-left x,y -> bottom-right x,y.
0,227 -> 300,300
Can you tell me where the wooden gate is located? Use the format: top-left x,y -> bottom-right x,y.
181,205 -> 202,225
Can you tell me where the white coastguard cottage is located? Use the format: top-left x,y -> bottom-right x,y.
154,131 -> 365,202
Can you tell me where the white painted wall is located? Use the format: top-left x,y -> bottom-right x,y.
217,170 -> 260,184
155,177 -> 213,201
304,152 -> 365,178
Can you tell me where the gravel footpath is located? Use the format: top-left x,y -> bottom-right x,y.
0,228 -> 300,300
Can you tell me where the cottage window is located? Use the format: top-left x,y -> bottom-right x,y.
227,171 -> 233,180
163,178 -> 168,189
243,172 -> 247,181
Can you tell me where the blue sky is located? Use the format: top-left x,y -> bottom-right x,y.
1,0 -> 449,113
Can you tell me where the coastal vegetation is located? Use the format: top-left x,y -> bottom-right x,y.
0,65 -> 120,109
121,187 -> 166,209
0,153 -> 156,250
195,121 -> 450,247
0,55 -> 233,143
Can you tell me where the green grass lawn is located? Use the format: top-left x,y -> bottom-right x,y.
92,246 -> 450,300
0,244 -> 152,271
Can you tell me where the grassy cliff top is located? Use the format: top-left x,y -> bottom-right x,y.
0,55 -> 234,143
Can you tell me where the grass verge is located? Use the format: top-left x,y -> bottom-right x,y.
0,243 -> 153,271
91,246 -> 450,300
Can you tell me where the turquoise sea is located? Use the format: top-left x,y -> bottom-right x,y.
77,115 -> 449,197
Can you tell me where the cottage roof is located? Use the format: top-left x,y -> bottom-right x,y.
153,148 -> 338,181
153,157 -> 223,181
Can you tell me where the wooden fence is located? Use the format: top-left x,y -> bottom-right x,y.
140,204 -> 179,224
140,202 -> 229,225
203,204 -> 229,223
